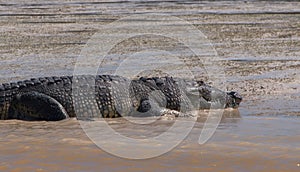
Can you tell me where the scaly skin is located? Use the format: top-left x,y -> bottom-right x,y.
0,75 -> 242,121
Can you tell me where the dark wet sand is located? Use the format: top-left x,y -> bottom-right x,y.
0,0 -> 299,171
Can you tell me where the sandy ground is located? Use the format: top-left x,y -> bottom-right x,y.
0,0 -> 299,171
0,0 -> 299,104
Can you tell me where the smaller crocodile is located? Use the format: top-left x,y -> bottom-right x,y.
0,75 -> 242,121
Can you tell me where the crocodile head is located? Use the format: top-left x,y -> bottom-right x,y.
180,79 -> 242,109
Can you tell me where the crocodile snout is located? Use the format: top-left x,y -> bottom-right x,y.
227,91 -> 243,107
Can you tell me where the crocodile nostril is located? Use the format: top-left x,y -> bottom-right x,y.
228,91 -> 242,105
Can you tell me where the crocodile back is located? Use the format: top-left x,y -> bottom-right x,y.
0,75 -> 141,119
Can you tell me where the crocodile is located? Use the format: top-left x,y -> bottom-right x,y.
0,75 -> 242,121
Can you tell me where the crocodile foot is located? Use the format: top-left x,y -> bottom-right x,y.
9,91 -> 69,121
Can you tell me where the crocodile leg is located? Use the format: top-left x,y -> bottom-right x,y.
8,91 -> 69,121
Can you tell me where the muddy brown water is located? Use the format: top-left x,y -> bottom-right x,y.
0,0 -> 300,171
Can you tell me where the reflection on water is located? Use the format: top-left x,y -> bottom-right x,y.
0,110 -> 299,171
